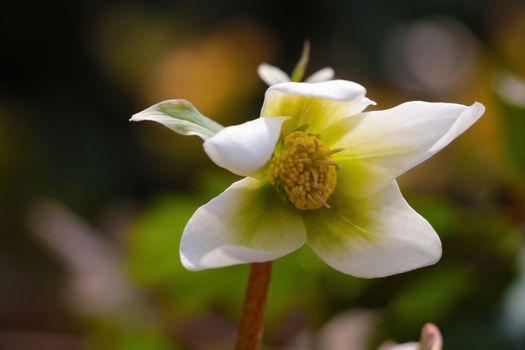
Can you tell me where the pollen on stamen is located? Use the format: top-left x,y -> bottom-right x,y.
269,131 -> 341,210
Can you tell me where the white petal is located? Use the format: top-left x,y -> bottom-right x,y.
305,67 -> 335,83
330,101 -> 485,198
180,177 -> 306,270
261,80 -> 376,135
267,80 -> 370,103
304,181 -> 441,278
203,117 -> 287,177
257,63 -> 291,86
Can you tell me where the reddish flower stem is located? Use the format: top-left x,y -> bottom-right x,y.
235,262 -> 273,350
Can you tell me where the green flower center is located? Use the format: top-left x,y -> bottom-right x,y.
269,131 -> 342,210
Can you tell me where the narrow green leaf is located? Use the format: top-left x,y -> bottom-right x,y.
130,99 -> 223,140
290,40 -> 311,82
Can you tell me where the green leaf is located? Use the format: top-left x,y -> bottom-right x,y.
130,99 -> 223,140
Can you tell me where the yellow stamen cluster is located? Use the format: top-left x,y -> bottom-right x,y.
269,131 -> 340,210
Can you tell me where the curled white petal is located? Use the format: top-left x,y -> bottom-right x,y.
203,117 -> 287,177
305,67 -> 335,83
428,102 -> 485,155
305,181 -> 441,278
261,80 -> 376,134
180,177 -> 306,270
332,101 -> 485,197
257,63 -> 291,86
268,80 -> 371,103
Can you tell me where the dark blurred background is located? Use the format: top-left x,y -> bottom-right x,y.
1,0 -> 525,349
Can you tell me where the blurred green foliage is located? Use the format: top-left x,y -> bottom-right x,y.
496,92 -> 525,186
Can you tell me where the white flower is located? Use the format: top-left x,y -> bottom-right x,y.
131,79 -> 485,278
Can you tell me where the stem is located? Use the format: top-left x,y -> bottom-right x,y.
235,262 -> 273,350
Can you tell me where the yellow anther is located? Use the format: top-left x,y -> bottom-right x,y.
269,131 -> 340,210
